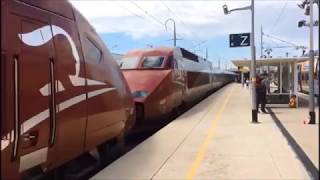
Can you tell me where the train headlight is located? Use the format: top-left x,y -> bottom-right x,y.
132,90 -> 149,98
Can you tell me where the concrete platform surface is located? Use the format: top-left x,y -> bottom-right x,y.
269,106 -> 319,170
91,83 -> 319,180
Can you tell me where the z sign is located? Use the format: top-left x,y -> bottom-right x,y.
229,33 -> 250,47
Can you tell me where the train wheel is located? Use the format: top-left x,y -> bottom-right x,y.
173,105 -> 182,117
180,101 -> 187,111
97,143 -> 111,168
60,153 -> 98,180
115,131 -> 126,155
22,166 -> 46,180
136,103 -> 144,125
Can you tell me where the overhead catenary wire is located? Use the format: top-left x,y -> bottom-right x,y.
115,2 -> 175,48
107,3 -> 166,48
119,3 -> 146,21
159,0 -> 216,54
159,0 -> 207,52
266,37 -> 280,47
101,4 -> 147,41
262,33 -> 307,57
117,1 -> 206,54
129,0 -> 185,39
128,0 -> 204,52
130,0 -> 165,27
159,0 -> 201,40
269,0 -> 289,34
263,33 -> 303,47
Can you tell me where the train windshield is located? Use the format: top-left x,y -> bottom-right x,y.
119,57 -> 140,69
141,56 -> 164,68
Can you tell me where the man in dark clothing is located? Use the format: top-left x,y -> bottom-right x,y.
255,75 -> 262,112
257,74 -> 270,113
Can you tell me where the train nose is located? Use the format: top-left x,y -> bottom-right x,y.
123,69 -> 171,101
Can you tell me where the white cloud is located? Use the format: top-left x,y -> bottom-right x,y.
70,0 -> 318,51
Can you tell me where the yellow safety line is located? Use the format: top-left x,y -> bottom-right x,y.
185,87 -> 234,180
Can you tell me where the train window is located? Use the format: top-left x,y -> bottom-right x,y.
119,56 -> 140,69
85,37 -> 102,63
181,48 -> 198,62
142,56 -> 164,68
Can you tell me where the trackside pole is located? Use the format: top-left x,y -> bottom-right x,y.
308,0 -> 315,124
250,0 -> 258,123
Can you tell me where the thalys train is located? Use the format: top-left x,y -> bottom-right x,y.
1,1 -> 135,179
118,47 -> 237,121
1,1 -> 236,179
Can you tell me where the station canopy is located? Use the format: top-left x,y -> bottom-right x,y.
232,56 -> 311,107
232,57 -> 309,67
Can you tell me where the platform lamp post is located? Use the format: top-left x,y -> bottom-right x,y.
165,18 -> 177,47
223,0 -> 258,123
298,0 -> 319,124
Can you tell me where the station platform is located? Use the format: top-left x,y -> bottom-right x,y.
91,83 -> 319,179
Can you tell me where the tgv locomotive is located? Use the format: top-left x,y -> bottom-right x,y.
1,0 -> 135,179
118,47 -> 236,122
1,1 -> 236,179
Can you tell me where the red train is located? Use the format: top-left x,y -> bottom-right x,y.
118,47 -> 236,122
1,0 -> 135,179
1,1 -> 236,179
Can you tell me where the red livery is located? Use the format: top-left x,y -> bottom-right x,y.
118,47 -> 236,122
1,0 -> 135,179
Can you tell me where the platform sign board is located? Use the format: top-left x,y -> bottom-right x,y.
229,33 -> 250,47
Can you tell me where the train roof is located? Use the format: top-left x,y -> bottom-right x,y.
210,68 -> 237,75
125,47 -> 174,57
17,0 -> 75,20
222,70 -> 237,75
124,47 -> 211,65
124,47 -> 205,59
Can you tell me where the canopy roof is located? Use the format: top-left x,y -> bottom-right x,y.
232,57 -> 310,67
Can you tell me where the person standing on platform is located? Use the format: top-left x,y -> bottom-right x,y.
255,75 -> 262,112
245,78 -> 249,88
242,77 -> 245,87
258,73 -> 270,113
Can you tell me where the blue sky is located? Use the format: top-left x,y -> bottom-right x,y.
71,1 -> 319,69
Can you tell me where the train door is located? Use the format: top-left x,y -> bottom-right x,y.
46,15 -> 87,169
1,1 -> 19,179
83,36 -> 124,148
3,1 -> 54,176
75,11 -> 127,151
